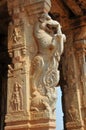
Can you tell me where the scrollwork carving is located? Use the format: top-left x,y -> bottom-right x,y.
43,68 -> 59,88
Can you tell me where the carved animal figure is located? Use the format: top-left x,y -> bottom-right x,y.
30,13 -> 66,114
34,13 -> 66,56
32,13 -> 66,89
30,90 -> 51,112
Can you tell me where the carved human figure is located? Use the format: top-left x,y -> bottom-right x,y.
30,13 -> 66,113
10,82 -> 23,111
68,105 -> 79,122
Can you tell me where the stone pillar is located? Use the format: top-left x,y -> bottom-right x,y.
73,25 -> 86,130
5,0 -> 66,130
61,19 -> 86,130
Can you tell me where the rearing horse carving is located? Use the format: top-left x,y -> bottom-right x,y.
30,13 -> 66,113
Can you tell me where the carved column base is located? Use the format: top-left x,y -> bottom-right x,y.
5,112 -> 56,130
5,121 -> 29,130
29,112 -> 56,130
29,111 -> 56,130
29,119 -> 56,130
5,119 -> 56,130
66,121 -> 84,130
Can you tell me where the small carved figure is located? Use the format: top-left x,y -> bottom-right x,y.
68,105 -> 79,122
10,82 -> 23,111
13,27 -> 22,44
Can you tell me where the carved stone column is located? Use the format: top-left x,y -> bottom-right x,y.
61,18 -> 86,130
5,0 -> 66,130
73,24 -> 86,130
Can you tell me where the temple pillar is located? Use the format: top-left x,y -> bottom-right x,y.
5,0 -> 66,130
73,24 -> 86,130
61,18 -> 86,130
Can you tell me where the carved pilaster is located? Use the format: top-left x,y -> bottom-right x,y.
5,1 -> 31,129
5,0 -> 66,130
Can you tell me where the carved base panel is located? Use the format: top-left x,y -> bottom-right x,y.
5,119 -> 56,130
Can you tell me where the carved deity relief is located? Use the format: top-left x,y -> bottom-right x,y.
10,82 -> 23,112
30,13 -> 66,114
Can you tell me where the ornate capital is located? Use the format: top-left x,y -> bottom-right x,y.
7,0 -> 51,16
